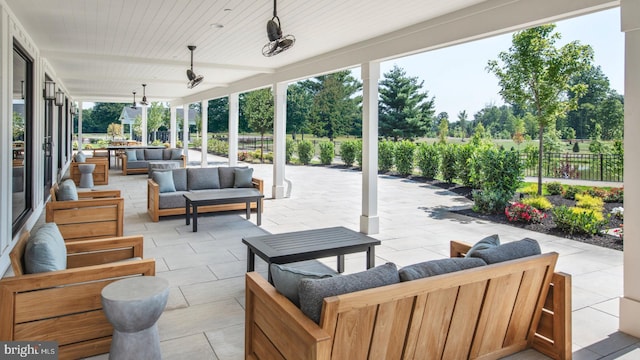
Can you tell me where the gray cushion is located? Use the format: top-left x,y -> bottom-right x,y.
399,258 -> 487,281
75,151 -> 86,162
158,191 -> 188,209
170,148 -> 183,160
469,238 -> 541,264
173,168 -> 188,191
135,149 -> 145,160
56,179 -> 78,201
24,223 -> 67,274
126,161 -> 148,169
145,149 -> 163,160
153,170 -> 176,193
162,148 -> 173,160
270,264 -> 335,307
298,263 -> 399,324
234,168 -> 254,188
465,234 -> 500,258
125,149 -> 137,162
218,167 -> 235,188
187,168 -> 220,190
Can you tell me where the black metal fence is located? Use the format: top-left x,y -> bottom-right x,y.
519,152 -> 623,182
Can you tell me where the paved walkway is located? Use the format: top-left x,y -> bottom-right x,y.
82,150 -> 636,359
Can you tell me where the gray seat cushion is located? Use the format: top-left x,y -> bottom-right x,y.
126,161 -> 149,169
469,238 -> 541,264
298,262 -> 399,324
24,223 -> 67,273
187,167 -> 220,190
270,264 -> 335,307
145,149 -> 163,160
465,234 -> 500,258
56,179 -> 78,201
399,257 -> 487,281
158,191 -> 188,209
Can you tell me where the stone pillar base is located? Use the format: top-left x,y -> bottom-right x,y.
360,215 -> 379,235
272,185 -> 285,199
620,296 -> 640,337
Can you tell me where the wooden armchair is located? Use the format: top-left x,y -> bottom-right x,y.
70,156 -> 109,185
0,231 -> 156,360
46,183 -> 124,241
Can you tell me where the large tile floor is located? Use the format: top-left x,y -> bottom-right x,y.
75,151 -> 637,359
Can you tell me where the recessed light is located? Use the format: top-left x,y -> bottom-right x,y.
224,8 -> 232,12
210,23 -> 224,29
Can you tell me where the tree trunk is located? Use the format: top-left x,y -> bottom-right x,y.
537,126 -> 544,195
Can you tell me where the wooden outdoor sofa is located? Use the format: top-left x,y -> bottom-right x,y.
245,240 -> 572,360
46,182 -> 124,241
69,156 -> 109,185
0,230 -> 155,360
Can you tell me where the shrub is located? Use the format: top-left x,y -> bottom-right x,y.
285,138 -> 295,164
439,144 -> 457,183
520,183 -> 538,196
572,142 -> 580,152
552,206 -> 607,235
605,187 -> 624,203
472,189 -> 512,215
585,187 -> 607,199
546,182 -> 564,195
562,185 -> 581,200
355,139 -> 363,168
416,142 -> 439,179
521,196 -> 553,211
475,147 -> 523,196
394,140 -> 416,176
297,140 -> 314,165
339,140 -> 358,167
575,193 -> 604,211
263,152 -> 274,162
176,140 -> 183,148
378,141 -> 395,172
207,138 -> 229,155
318,141 -> 335,165
456,144 -> 475,186
505,202 -> 546,223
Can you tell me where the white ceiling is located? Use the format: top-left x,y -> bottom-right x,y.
5,0 -> 618,105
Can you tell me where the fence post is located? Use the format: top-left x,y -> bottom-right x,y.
600,153 -> 604,182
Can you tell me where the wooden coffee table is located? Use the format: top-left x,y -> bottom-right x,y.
242,226 -> 381,282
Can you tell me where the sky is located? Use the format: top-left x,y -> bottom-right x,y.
377,7 -> 624,120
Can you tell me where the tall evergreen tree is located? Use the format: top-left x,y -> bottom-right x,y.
378,65 -> 435,140
286,82 -> 313,139
308,71 -> 361,140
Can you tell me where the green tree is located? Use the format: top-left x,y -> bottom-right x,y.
438,118 -> 449,144
566,65 -> 612,139
147,102 -> 167,141
378,65 -> 435,140
487,24 -> 593,195
207,98 -> 229,133
287,82 -> 313,139
308,71 -> 361,140
89,103 -> 125,133
457,110 -> 468,139
107,123 -> 123,139
598,92 -> 624,140
244,88 -> 274,162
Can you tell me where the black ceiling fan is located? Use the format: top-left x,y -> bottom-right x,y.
186,45 -> 204,89
262,0 -> 295,57
130,91 -> 137,109
140,84 -> 148,105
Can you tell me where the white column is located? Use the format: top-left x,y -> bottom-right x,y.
141,105 -> 148,146
183,106 -> 189,163
78,102 -> 83,149
169,106 -> 177,148
201,99 -> 208,167
229,93 -> 239,166
272,83 -> 287,199
360,62 -> 380,235
620,0 -> 640,338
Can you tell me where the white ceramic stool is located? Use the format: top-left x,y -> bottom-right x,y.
78,163 -> 96,188
101,276 -> 169,360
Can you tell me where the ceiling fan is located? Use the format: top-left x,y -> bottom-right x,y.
130,91 -> 137,109
186,45 -> 204,89
262,0 -> 295,57
140,84 -> 148,105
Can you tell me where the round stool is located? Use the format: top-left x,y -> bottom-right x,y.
77,163 -> 96,188
101,276 -> 169,360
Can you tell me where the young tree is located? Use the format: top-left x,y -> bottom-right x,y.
147,102 -> 167,141
378,65 -> 435,140
487,24 -> 593,195
244,88 -> 274,162
457,110 -> 468,139
438,118 -> 449,144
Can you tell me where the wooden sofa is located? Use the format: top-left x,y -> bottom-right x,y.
46,183 -> 124,241
0,231 -> 156,360
147,171 -> 264,222
121,148 -> 186,175
245,240 -> 572,360
70,156 -> 109,185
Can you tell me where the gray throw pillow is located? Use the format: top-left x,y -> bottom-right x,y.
24,223 -> 67,273
145,149 -> 163,160
170,148 -> 183,160
234,168 -> 254,188
75,151 -> 86,163
469,238 -> 541,264
270,264 -> 335,307
298,262 -> 399,324
399,258 -> 487,281
218,167 -> 236,188
153,170 -> 176,193
187,168 -> 220,190
465,234 -> 500,258
56,179 -> 78,201
125,149 -> 137,162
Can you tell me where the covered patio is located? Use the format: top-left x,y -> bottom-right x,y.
1,0 -> 640,358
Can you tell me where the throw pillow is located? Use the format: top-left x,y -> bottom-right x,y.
469,238 -> 541,265
170,148 -> 183,160
75,151 -> 86,163
24,223 -> 67,273
465,234 -> 500,258
153,170 -> 176,193
234,168 -> 254,188
218,167 -> 236,188
399,258 -> 487,281
56,179 -> 78,201
145,149 -> 163,160
298,262 -> 399,324
270,264 -> 335,307
187,168 -> 220,190
125,149 -> 137,162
